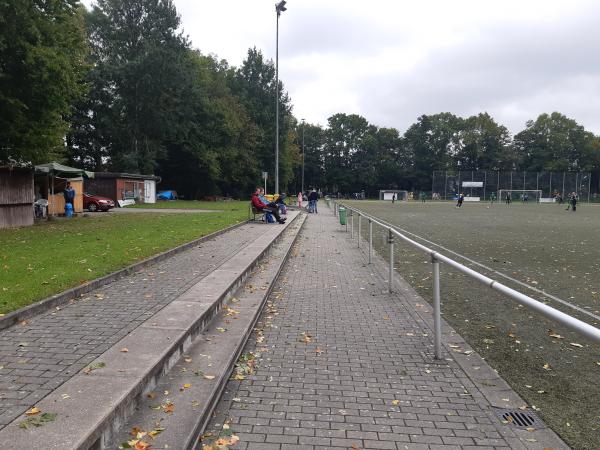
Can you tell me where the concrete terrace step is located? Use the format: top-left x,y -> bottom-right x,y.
0,212 -> 302,450
108,214 -> 306,450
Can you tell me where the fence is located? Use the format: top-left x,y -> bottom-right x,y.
330,201 -> 600,360
431,170 -> 591,201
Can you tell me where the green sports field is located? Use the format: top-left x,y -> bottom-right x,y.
346,200 -> 600,450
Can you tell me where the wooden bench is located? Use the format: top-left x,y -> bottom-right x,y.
250,203 -> 265,222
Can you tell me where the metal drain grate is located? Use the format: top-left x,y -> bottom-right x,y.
493,408 -> 546,429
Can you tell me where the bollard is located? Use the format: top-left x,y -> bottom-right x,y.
388,229 -> 394,293
350,210 -> 354,238
368,220 -> 372,264
432,255 -> 442,360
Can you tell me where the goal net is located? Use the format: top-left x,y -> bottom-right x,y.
497,190 -> 542,203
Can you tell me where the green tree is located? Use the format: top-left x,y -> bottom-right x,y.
514,112 -> 590,172
83,0 -> 189,173
456,113 -> 515,171
403,113 -> 463,189
0,0 -> 88,163
228,48 -> 296,193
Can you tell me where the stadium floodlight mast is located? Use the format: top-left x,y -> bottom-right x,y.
274,0 -> 287,195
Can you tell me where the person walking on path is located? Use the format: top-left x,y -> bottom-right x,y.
251,188 -> 286,224
391,193 -> 396,204
308,189 -> 318,213
297,192 -> 303,209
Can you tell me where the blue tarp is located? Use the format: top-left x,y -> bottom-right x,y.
157,190 -> 177,200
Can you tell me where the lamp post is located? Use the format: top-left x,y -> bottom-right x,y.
275,0 -> 287,195
301,118 -> 305,194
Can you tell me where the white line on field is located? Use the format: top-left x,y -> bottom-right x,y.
373,216 -> 600,323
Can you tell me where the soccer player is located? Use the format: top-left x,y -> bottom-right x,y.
456,193 -> 464,207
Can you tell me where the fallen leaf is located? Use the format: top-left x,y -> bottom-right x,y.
120,348 -> 129,353
180,383 -> 191,391
570,342 -> 583,348
351,444 -> 360,450
392,400 -> 400,406
163,402 -> 174,413
543,363 -> 551,371
204,375 -> 216,380
25,407 -> 41,416
216,327 -> 226,333
83,362 -> 106,374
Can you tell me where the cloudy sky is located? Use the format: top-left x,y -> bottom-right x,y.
85,0 -> 600,134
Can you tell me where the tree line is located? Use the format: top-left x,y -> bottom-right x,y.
2,1 -> 600,199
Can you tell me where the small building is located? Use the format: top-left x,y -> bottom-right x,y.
34,162 -> 89,215
85,172 -> 160,204
0,166 -> 34,229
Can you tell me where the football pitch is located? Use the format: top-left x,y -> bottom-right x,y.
346,200 -> 600,450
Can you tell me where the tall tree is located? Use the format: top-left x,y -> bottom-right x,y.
403,113 -> 463,190
228,48 -> 295,192
514,112 -> 590,172
456,113 -> 514,171
0,0 -> 88,164
82,0 -> 189,173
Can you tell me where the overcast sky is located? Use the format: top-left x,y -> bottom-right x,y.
84,0 -> 600,134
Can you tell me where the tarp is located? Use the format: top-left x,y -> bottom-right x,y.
157,190 -> 177,200
34,162 -> 94,179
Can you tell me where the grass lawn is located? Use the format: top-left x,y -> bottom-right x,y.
0,209 -> 247,315
127,200 -> 248,211
347,200 -> 600,450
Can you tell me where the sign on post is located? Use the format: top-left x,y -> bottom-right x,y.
262,171 -> 268,194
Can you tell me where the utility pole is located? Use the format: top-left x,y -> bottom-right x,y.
274,1 -> 287,195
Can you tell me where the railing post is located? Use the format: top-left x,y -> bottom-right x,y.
388,229 -> 394,293
368,220 -> 372,264
358,214 -> 361,247
432,255 -> 442,360
350,210 -> 354,239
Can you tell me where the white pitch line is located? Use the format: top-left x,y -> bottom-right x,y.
373,216 -> 600,323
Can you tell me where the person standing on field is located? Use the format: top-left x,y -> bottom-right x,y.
391,193 -> 396,204
456,193 -> 464,207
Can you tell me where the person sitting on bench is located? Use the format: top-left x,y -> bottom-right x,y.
252,187 -> 286,224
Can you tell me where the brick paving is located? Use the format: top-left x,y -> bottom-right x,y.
0,222 -> 273,428
206,210 -> 524,450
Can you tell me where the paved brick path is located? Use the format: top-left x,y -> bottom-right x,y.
0,222 -> 273,428
205,210 -> 526,450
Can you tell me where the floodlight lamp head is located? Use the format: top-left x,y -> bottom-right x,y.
276,0 -> 287,15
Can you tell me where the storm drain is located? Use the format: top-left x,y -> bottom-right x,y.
493,408 -> 546,429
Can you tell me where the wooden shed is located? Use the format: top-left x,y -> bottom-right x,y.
85,172 -> 160,204
0,166 -> 34,229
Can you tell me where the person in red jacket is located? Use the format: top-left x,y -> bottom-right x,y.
251,188 -> 286,224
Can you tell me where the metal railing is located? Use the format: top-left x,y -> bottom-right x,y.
332,201 -> 600,359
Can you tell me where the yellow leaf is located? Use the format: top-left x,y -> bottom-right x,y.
543,363 -> 551,370
25,407 -> 40,416
204,375 -> 216,380
392,400 -> 400,406
184,357 -> 193,363
120,348 -> 129,353
216,327 -> 226,333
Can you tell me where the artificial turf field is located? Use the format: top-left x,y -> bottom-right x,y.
347,200 -> 600,450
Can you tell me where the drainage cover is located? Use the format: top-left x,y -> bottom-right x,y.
493,408 -> 546,429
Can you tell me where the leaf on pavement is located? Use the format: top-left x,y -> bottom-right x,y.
25,407 -> 41,416
569,342 -> 583,348
543,363 -> 551,371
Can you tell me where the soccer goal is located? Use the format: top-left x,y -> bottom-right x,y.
498,190 -> 542,203
379,190 -> 408,201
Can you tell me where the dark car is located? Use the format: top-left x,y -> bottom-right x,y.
83,193 -> 115,212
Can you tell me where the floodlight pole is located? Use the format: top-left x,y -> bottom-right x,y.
275,1 -> 287,195
301,119 -> 305,194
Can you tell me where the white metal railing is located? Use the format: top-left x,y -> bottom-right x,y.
331,201 -> 600,359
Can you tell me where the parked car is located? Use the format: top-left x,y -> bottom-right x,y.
83,193 -> 115,212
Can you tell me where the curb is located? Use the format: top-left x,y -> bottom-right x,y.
0,219 -> 250,331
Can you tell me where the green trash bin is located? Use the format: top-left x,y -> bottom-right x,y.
339,207 -> 347,225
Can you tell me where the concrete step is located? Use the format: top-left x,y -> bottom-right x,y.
108,213 -> 306,450
0,212 -> 303,450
